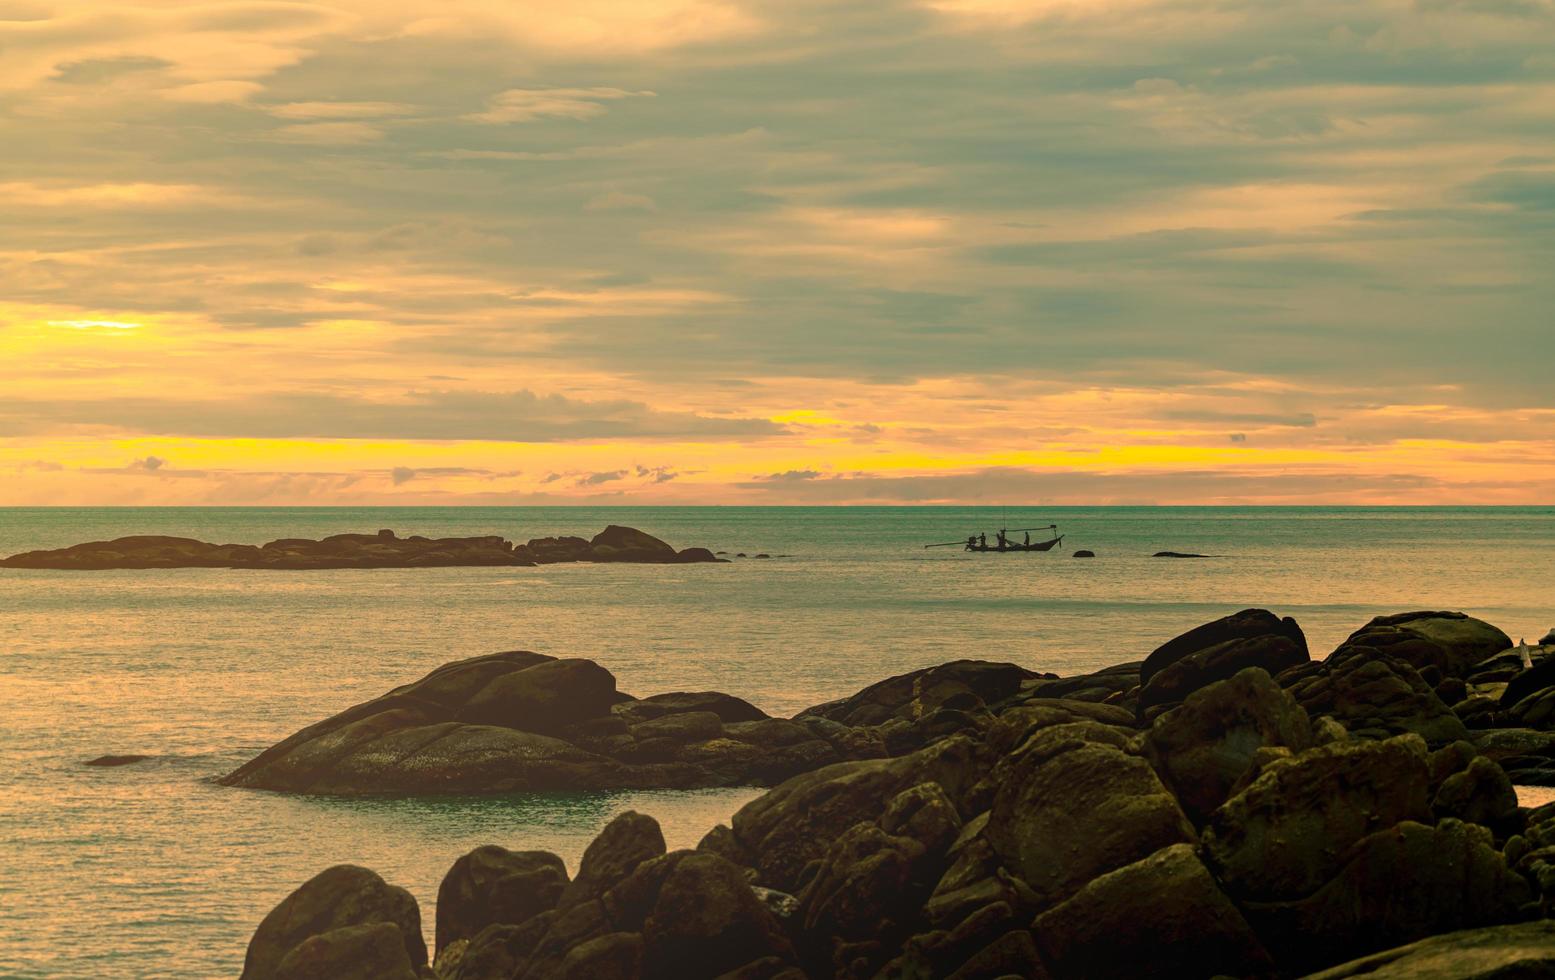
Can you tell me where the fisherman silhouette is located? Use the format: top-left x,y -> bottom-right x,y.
997,531 -> 1007,550
1024,532 -> 1030,546
979,533 -> 987,549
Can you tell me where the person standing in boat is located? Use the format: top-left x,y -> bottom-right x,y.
979,533 -> 987,550
996,530 -> 1008,550
1023,531 -> 1030,547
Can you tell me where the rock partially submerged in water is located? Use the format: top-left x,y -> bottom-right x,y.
83,754 -> 150,767
242,607 -> 1555,978
219,652 -> 856,795
0,525 -> 722,570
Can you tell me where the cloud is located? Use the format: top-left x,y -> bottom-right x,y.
466,87 -> 654,124
585,191 -> 658,212
759,469 -> 823,481
0,390 -> 787,442
133,455 -> 165,471
391,465 -> 416,485
577,469 -> 627,485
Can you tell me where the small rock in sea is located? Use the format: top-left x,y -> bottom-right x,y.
735,553 -> 747,558
1154,551 -> 1210,558
715,551 -> 728,555
1073,550 -> 1096,558
84,754 -> 150,767
753,554 -> 771,559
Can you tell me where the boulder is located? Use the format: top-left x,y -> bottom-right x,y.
436,846 -> 568,954
590,524 -> 677,560
221,651 -> 827,795
559,811 -> 667,908
730,736 -> 991,892
1136,610 -> 1308,716
1072,550 -> 1095,558
640,853 -> 797,978
241,865 -> 425,980
1432,755 -> 1519,834
797,660 -> 1037,728
1502,653 -> 1555,711
1140,609 -> 1307,687
1304,920 -> 1555,979
983,722 -> 1195,910
618,692 -> 768,725
1142,667 -> 1313,823
1342,612 -> 1512,680
1202,735 -> 1432,902
84,754 -> 150,766
1031,844 -> 1273,979
1245,819 -> 1531,973
460,658 -> 619,733
271,922 -> 419,980
1279,646 -> 1469,747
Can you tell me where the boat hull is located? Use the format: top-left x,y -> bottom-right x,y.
965,536 -> 1063,553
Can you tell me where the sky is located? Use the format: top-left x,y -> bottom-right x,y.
1,0 -> 1553,505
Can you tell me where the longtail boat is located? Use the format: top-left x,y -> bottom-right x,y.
924,525 -> 1065,553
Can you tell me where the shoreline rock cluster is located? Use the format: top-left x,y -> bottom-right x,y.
240,608 -> 1555,978
0,525 -> 720,570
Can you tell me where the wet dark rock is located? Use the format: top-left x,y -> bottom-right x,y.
84,754 -> 150,767
1342,612 -> 1512,680
730,737 -> 991,892
436,846 -> 567,955
1280,645 -> 1469,747
1142,667 -> 1313,824
1305,920 -> 1555,979
221,652 -> 852,795
1140,608 -> 1307,688
1244,819 -> 1530,973
797,660 -> 1036,728
241,865 -> 425,980
1432,755 -> 1519,834
618,692 -> 768,725
560,811 -> 667,908
1072,550 -> 1095,557
1152,551 -> 1209,558
1203,735 -> 1432,902
984,721 -> 1194,910
1139,623 -> 1309,718
272,922 -> 420,980
1031,843 -> 1274,980
3,525 -> 722,570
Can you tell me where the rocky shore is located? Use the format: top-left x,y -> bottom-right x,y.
0,525 -> 720,570
238,609 -> 1555,979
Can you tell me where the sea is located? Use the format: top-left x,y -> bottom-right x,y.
1,506 -> 1552,979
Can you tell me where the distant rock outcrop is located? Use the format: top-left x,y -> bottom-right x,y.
0,525 -> 722,570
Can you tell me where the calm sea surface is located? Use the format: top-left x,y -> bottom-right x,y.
2,506 -> 1552,978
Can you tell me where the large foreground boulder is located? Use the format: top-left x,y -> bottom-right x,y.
1306,920 -> 1555,979
1142,667 -> 1313,823
436,847 -> 568,955
984,722 -> 1195,910
1137,609 -> 1309,717
241,865 -> 425,980
1031,843 -> 1273,979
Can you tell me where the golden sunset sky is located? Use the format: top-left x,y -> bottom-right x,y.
2,0 -> 1553,504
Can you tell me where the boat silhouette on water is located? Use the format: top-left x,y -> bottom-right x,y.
924,524 -> 1065,553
